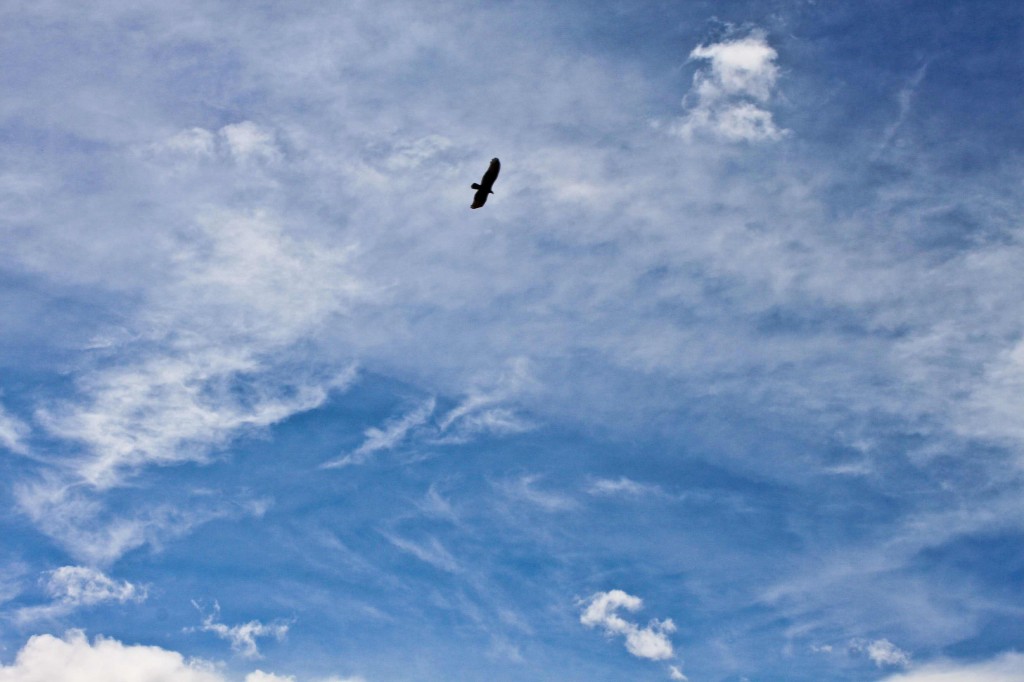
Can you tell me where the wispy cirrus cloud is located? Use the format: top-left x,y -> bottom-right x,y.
322,397 -> 436,468
586,477 -> 664,497
382,533 -> 460,574
14,481 -> 271,566
324,358 -> 535,468
877,651 -> 1024,682
497,475 -> 577,513
18,206 -> 361,561
189,601 -> 291,659
433,357 -> 536,444
2,2 -> 1023,680
0,402 -> 29,455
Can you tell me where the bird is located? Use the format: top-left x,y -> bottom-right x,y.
470,158 -> 500,209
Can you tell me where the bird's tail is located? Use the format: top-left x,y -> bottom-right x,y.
471,183 -> 481,190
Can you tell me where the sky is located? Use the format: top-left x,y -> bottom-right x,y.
1,1 -> 1023,680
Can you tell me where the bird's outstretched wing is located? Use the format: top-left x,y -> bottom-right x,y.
481,158 -> 500,187
470,158 -> 500,209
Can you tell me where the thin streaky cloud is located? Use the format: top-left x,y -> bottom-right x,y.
0,402 -> 29,455
322,397 -> 436,468
382,533 -> 461,574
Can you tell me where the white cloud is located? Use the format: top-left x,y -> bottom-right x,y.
587,477 -> 662,497
190,602 -> 290,659
434,358 -> 536,442
498,475 -> 577,512
417,484 -> 458,522
0,403 -> 29,455
220,122 -> 281,163
580,589 -> 677,661
382,533 -> 460,573
668,664 -> 689,681
0,631 -> 349,682
189,602 -> 290,659
851,639 -> 911,668
322,397 -> 436,468
145,122 -> 281,165
19,207 -> 362,561
15,566 -> 149,621
875,60 -> 931,157
0,630 -> 225,682
867,639 -> 912,668
877,652 -> 1024,682
247,674 -> 367,682
673,31 -> 786,142
44,565 -> 146,605
36,350 -> 351,489
245,673 -> 295,682
959,339 -> 1024,449
151,128 -> 217,159
690,35 -> 780,101
15,480 -> 271,566
323,358 -> 535,468
383,134 -> 453,170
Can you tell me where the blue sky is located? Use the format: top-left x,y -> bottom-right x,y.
1,1 -> 1023,680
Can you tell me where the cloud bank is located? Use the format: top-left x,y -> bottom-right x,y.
877,652 -> 1024,682
0,631 -> 362,682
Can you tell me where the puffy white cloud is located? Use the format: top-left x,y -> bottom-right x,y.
580,589 -> 677,661
0,630 -> 224,682
0,631 -> 355,682
668,664 -> 689,681
673,31 -> 786,142
877,652 -> 1024,682
689,34 -> 780,101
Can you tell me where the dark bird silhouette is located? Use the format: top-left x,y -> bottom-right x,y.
471,158 -> 500,209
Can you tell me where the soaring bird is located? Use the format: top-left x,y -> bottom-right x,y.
470,158 -> 500,209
